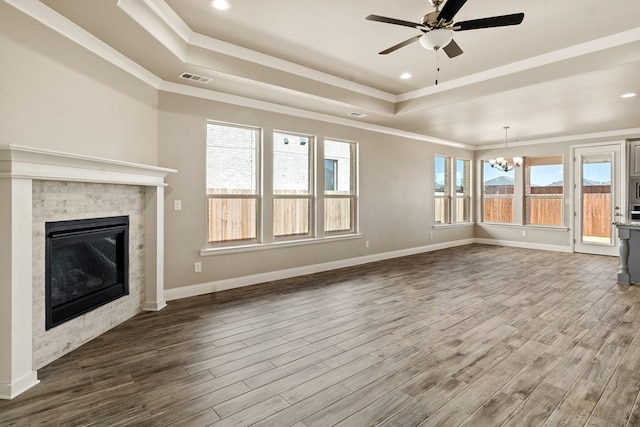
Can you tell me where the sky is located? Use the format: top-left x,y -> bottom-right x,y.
438,158 -> 612,186
482,161 -> 612,186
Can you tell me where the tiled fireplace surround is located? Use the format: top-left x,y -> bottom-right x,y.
0,145 -> 175,400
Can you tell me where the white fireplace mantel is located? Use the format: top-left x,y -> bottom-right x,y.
0,144 -> 176,400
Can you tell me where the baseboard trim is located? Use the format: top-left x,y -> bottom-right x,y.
0,371 -> 39,401
164,239 -> 475,301
473,238 -> 572,253
143,299 -> 167,312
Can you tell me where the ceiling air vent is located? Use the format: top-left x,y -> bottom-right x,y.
348,112 -> 368,118
179,72 -> 211,84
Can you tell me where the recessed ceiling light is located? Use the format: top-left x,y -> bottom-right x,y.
621,92 -> 638,98
211,0 -> 230,10
400,73 -> 412,80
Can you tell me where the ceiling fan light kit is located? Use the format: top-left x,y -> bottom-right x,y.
419,29 -> 454,51
366,0 -> 524,60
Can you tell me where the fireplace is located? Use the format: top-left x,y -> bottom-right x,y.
1,145 -> 173,400
45,216 -> 129,330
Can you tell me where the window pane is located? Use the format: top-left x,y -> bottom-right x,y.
483,162 -> 514,195
526,157 -> 563,226
324,139 -> 356,234
274,132 -> 311,195
324,139 -> 353,195
482,161 -> 514,223
527,198 -> 562,225
207,198 -> 257,243
435,198 -> 451,225
435,156 -> 451,224
206,123 -> 258,195
483,198 -> 514,223
206,122 -> 260,245
325,198 -> 353,233
435,156 -> 449,196
582,158 -> 611,242
274,198 -> 310,237
456,159 -> 470,222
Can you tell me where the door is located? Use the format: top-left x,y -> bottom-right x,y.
573,143 -> 623,256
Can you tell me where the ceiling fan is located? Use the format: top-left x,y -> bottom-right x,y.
366,0 -> 524,58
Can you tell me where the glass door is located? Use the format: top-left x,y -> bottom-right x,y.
573,144 -> 622,256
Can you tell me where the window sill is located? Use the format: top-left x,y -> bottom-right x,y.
200,233 -> 363,256
432,223 -> 474,230
478,223 -> 569,231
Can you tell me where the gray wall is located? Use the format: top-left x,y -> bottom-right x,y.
0,3 -> 158,165
158,92 -> 474,290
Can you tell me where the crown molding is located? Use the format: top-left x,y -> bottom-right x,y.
478,128 -> 640,150
119,0 -> 396,103
398,27 -> 640,103
159,81 -> 472,149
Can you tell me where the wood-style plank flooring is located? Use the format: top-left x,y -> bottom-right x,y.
2,244 -> 639,426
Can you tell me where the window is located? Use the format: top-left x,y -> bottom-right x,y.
456,159 -> 471,223
435,156 -> 451,224
324,139 -> 357,234
482,161 -> 514,223
206,122 -> 358,248
273,132 -> 313,239
206,122 -> 260,244
526,156 -> 563,226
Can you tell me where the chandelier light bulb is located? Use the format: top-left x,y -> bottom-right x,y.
488,126 -> 521,172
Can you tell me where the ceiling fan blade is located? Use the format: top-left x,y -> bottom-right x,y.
443,39 -> 463,58
366,14 -> 424,29
453,13 -> 524,31
379,35 -> 422,55
437,0 -> 469,23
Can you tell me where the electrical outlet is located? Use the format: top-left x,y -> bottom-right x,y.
365,240 -> 370,248
521,230 -> 527,237
174,200 -> 182,211
429,232 -> 434,239
194,261 -> 201,272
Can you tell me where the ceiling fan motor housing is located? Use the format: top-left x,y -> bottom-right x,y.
422,11 -> 442,27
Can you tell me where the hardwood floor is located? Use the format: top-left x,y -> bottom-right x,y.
2,244 -> 638,426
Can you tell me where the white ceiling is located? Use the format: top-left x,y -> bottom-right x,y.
9,0 -> 640,147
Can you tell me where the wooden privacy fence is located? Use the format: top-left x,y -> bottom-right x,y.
483,186 -> 611,238
435,198 -> 470,223
208,196 -> 352,243
208,197 -> 256,243
582,193 -> 611,238
208,187 -> 611,242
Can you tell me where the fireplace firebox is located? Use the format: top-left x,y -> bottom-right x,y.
45,216 -> 129,329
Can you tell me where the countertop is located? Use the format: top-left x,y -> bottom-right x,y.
615,222 -> 640,229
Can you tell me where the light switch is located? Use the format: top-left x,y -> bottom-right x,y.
174,200 -> 182,211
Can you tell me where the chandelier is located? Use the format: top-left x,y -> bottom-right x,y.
489,126 -> 523,172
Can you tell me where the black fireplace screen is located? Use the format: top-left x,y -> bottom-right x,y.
45,216 -> 129,329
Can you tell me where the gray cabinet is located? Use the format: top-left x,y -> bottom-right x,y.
630,141 -> 640,177
617,224 -> 640,285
